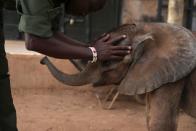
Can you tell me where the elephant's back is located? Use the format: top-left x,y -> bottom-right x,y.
118,22 -> 196,96
145,23 -> 196,83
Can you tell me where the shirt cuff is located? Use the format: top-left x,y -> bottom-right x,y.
19,14 -> 53,38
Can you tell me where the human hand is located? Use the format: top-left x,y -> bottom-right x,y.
92,34 -> 132,61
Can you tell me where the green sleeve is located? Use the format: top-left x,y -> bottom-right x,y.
17,0 -> 62,38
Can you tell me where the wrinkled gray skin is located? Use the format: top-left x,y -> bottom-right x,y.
41,23 -> 196,131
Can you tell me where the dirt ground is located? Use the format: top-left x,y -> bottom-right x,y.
12,85 -> 196,131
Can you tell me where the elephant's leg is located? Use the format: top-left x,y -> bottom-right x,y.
135,94 -> 146,105
146,79 -> 185,131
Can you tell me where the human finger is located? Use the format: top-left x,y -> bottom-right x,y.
109,55 -> 124,60
110,45 -> 132,50
100,34 -> 110,42
107,35 -> 126,45
111,50 -> 131,56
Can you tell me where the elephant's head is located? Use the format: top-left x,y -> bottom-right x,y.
40,24 -> 153,86
41,23 -> 196,95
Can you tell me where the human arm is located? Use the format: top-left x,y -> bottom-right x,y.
25,33 -> 92,59
25,32 -> 131,61
54,32 -> 88,47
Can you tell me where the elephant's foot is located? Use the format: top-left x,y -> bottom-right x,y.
146,79 -> 185,131
95,86 -> 120,110
134,94 -> 146,105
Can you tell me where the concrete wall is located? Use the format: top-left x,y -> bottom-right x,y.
121,0 -> 158,24
8,54 -> 79,89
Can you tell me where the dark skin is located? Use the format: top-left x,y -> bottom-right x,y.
25,0 -> 132,61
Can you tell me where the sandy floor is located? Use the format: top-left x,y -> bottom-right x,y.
12,85 -> 196,131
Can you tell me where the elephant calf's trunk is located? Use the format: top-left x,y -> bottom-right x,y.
40,57 -> 99,86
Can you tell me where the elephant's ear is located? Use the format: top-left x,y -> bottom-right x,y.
123,32 -> 154,64
93,33 -> 153,86
118,29 -> 196,95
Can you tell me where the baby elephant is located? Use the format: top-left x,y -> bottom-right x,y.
41,23 -> 196,131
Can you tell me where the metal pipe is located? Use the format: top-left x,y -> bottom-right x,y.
156,0 -> 163,22
186,0 -> 194,29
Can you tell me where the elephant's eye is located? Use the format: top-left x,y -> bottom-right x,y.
101,60 -> 122,71
101,61 -> 111,67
